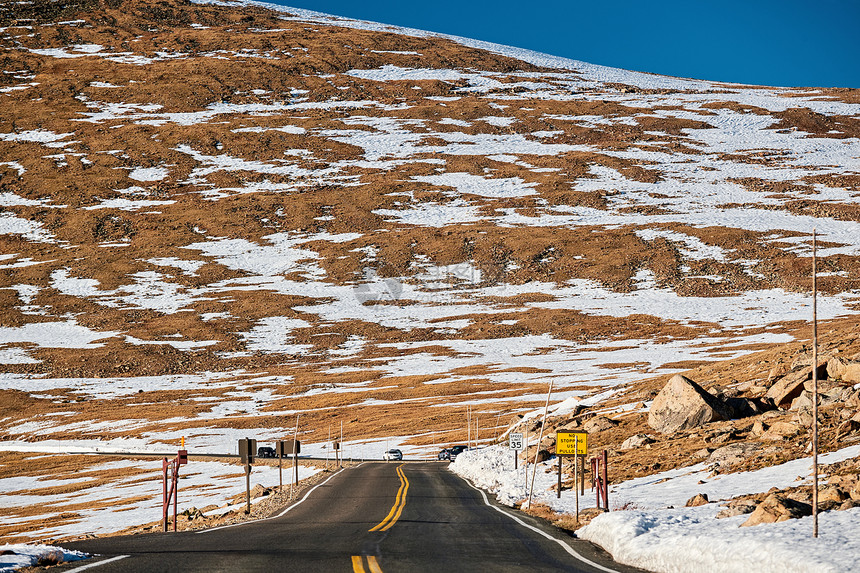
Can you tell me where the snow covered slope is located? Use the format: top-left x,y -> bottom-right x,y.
0,0 -> 859,543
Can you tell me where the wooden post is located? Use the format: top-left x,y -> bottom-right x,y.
524,426 -> 528,494
557,455 -> 562,499
812,229 -> 819,538
528,379 -> 554,509
245,462 -> 251,514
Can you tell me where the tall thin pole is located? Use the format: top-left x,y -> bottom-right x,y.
467,406 -> 471,450
340,421 -> 343,468
812,229 -> 819,538
476,416 -> 479,447
528,380 -> 554,509
327,424 -> 331,470
291,413 -> 300,498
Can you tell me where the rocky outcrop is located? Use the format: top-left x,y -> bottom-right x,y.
707,443 -> 760,467
716,500 -> 757,519
766,368 -> 809,409
740,494 -> 811,526
647,375 -> 734,434
583,416 -> 618,433
827,356 -> 860,383
620,433 -> 655,450
685,493 -> 709,507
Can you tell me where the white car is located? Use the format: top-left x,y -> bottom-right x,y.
383,449 -> 403,461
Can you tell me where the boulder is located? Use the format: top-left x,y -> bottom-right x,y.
716,500 -> 757,519
685,493 -> 709,507
648,375 -> 734,434
827,357 -> 847,380
845,363 -> 860,384
740,494 -> 811,526
760,421 -> 801,441
620,433 -> 655,450
766,368 -> 809,409
827,357 -> 860,383
708,443 -> 759,467
790,391 -> 814,411
819,485 -> 847,504
583,415 -> 618,433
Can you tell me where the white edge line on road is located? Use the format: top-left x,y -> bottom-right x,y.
67,555 -> 128,571
461,477 -> 620,573
198,465 -> 356,534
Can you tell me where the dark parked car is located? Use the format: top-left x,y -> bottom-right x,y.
446,445 -> 468,461
257,446 -> 276,458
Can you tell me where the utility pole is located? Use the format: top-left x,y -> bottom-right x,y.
812,229 -> 819,538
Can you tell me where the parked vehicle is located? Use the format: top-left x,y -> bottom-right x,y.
448,445 -> 467,461
383,448 -> 403,461
257,446 -> 276,458
437,448 -> 450,460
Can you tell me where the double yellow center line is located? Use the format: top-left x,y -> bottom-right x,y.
351,465 -> 409,572
369,464 -> 409,532
351,555 -> 383,573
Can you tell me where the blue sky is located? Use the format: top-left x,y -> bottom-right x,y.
272,0 -> 859,88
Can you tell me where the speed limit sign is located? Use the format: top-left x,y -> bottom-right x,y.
509,432 -> 524,450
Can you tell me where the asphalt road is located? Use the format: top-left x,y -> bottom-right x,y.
59,463 -> 645,573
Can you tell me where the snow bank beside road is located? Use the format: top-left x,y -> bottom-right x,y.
451,445 -> 860,573
579,506 -> 860,573
0,545 -> 87,572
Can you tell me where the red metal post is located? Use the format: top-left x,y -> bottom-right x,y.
601,450 -> 609,512
172,464 -> 179,532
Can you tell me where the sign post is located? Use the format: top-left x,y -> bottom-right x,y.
238,437 -> 256,514
556,430 -> 588,506
509,432 -> 523,470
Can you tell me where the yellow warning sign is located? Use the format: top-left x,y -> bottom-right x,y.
556,430 -> 587,456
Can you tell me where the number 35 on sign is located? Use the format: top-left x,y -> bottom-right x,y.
509,432 -> 524,450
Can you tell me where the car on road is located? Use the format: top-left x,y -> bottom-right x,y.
257,446 -> 276,458
437,448 -> 450,460
383,449 -> 403,461
448,445 -> 467,461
